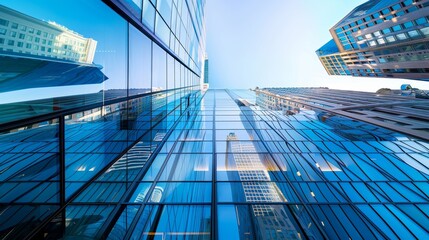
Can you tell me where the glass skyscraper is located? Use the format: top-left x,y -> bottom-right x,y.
0,0 -> 206,238
2,1 -> 429,240
317,0 -> 429,80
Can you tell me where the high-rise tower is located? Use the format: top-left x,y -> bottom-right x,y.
317,0 -> 429,80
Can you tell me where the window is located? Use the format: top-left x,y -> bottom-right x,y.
0,18 -> 9,26
396,33 -> 407,40
11,22 -> 18,29
28,28 -> 34,33
142,0 -> 156,31
392,25 -> 402,32
416,17 -> 427,25
407,6 -> 418,13
17,42 -> 23,47
386,36 -> 396,42
403,21 -> 414,29
152,43 -> 167,91
0,38 -> 4,44
128,24 -> 151,95
408,30 -> 420,38
365,34 -> 372,39
7,40 -> 14,46
369,40 -> 377,46
377,38 -> 386,44
155,14 -> 170,45
391,4 -> 401,11
20,25 -> 27,31
403,0 -> 413,6
381,9 -> 390,15
0,28 -> 6,35
420,27 -> 429,35
373,31 -> 381,37
382,28 -> 392,34
10,31 -> 16,37
18,33 -> 25,39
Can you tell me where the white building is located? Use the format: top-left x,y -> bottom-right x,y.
0,5 -> 97,64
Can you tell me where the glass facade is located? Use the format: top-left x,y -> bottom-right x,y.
2,1 -> 429,239
0,0 -> 205,239
317,0 -> 429,80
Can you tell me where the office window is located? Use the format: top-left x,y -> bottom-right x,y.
157,0 -> 172,26
0,28 -> 6,35
142,0 -> 156,31
396,33 -> 407,40
377,38 -> 386,44
381,9 -> 390,15
0,18 -> 9,26
152,43 -> 167,91
386,36 -> 396,42
155,13 -> 170,45
420,27 -> 429,35
408,30 -> 420,38
123,0 -> 142,19
403,0 -> 413,6
392,25 -> 402,31
391,4 -> 401,11
129,24 -> 152,95
403,21 -> 414,29
416,17 -> 428,25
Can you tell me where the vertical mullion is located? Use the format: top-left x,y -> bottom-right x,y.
59,116 -> 66,236
211,90 -> 217,240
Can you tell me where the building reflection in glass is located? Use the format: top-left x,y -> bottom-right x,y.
0,5 -> 106,93
225,132 -> 302,239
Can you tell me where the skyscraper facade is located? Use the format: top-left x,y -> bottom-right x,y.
317,0 -> 429,80
255,87 -> 429,141
0,0 -> 206,239
2,1 -> 429,239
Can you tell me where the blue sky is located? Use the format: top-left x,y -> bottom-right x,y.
205,0 -> 429,91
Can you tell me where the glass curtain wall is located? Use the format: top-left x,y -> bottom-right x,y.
0,0 -> 204,239
105,89 -> 427,239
